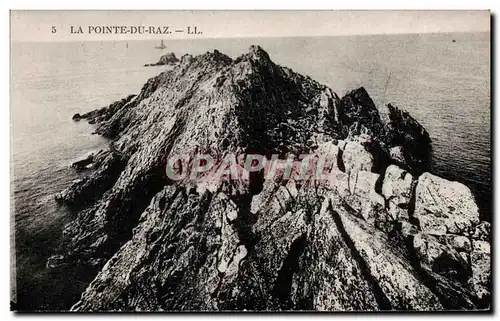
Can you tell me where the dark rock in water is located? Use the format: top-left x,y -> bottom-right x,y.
336,87 -> 385,139
51,46 -> 490,311
71,154 -> 94,171
71,94 -> 136,133
383,103 -> 432,172
56,149 -> 128,206
144,52 -> 180,67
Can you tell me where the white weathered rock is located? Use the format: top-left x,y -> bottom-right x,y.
447,235 -> 472,253
316,141 -> 340,160
337,139 -> 347,151
291,198 -> 379,311
315,141 -> 340,175
381,165 -> 415,221
389,146 -> 406,164
469,240 -> 491,301
343,171 -> 385,223
342,142 -> 374,174
337,211 -> 444,310
414,173 -> 480,235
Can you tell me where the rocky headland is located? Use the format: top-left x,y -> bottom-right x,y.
54,46 -> 490,311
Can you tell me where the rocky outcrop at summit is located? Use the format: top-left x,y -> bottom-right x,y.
144,52 -> 180,67
52,46 -> 490,311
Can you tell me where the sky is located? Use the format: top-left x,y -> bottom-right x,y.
10,10 -> 491,43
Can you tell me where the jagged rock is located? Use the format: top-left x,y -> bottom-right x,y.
469,241 -> 491,302
414,173 -> 480,235
144,52 -> 180,66
330,92 -> 432,173
388,146 -> 406,165
342,141 -> 374,174
473,221 -> 491,241
381,165 -> 415,221
446,235 -> 472,253
46,255 -> 65,268
335,87 -> 385,139
413,233 -> 468,280
55,150 -> 127,205
335,209 -> 444,310
342,171 -> 385,224
73,95 -> 136,128
383,104 -> 432,172
71,154 -> 94,170
50,46 -> 489,311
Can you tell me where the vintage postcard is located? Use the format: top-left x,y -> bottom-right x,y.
10,10 -> 491,312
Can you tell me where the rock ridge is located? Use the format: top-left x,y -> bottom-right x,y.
52,46 -> 490,311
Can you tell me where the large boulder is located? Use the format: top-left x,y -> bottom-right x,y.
342,141 -> 374,174
342,170 -> 385,223
336,87 -> 385,138
314,141 -> 340,175
413,233 -> 469,280
71,154 -> 94,171
381,165 -> 415,221
382,104 -> 432,172
414,173 -> 480,235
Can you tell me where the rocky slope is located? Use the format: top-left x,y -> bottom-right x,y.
52,46 -> 490,311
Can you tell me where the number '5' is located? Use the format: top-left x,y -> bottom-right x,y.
52,26 -> 56,34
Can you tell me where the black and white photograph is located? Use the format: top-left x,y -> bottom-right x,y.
9,10 -> 492,312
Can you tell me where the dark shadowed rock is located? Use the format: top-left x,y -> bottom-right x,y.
473,221 -> 491,241
144,52 -> 180,67
72,94 -> 136,131
383,103 -> 432,172
71,154 -> 94,171
338,87 -> 385,138
325,90 -> 431,173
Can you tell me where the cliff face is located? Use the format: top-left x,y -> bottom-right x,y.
53,46 -> 490,311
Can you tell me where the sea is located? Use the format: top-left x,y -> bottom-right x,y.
10,32 -> 491,310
